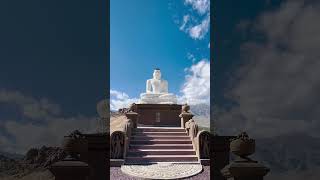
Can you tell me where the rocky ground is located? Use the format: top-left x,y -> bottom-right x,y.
0,170 -> 53,180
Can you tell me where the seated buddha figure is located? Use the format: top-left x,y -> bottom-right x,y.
139,68 -> 177,104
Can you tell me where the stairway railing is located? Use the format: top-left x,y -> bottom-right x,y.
180,104 -> 210,165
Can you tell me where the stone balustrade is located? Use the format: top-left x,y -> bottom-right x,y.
181,104 -> 210,166
125,111 -> 138,128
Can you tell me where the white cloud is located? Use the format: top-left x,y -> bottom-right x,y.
188,15 -> 210,40
180,15 -> 190,31
180,60 -> 210,105
110,89 -> 138,111
184,0 -> 210,15
110,89 -> 129,100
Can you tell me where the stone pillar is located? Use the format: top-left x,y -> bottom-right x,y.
126,112 -> 138,128
221,162 -> 269,180
85,133 -> 109,180
49,160 -> 89,180
213,136 -> 234,180
221,132 -> 269,180
179,112 -> 194,128
179,104 -> 193,128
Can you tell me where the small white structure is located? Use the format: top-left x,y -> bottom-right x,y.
139,68 -> 177,104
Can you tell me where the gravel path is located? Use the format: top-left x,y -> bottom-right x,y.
110,166 -> 210,180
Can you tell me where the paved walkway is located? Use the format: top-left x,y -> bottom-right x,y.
110,166 -> 210,180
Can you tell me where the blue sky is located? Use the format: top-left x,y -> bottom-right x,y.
110,0 -> 210,110
0,0 -> 107,153
0,1 -> 107,117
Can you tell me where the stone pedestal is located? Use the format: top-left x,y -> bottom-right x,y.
125,112 -> 138,128
49,160 -> 89,180
132,104 -> 182,126
179,112 -> 194,128
221,132 -> 269,180
221,161 -> 269,180
84,133 -> 109,180
213,136 -> 235,180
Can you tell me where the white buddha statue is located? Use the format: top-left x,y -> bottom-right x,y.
139,68 -> 177,104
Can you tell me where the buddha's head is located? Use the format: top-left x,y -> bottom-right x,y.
153,68 -> 161,80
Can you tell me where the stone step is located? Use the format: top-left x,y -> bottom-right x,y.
135,128 -> 186,132
129,144 -> 194,149
125,155 -> 198,163
127,149 -> 196,156
131,135 -> 190,140
133,132 -> 187,136
130,139 -> 192,145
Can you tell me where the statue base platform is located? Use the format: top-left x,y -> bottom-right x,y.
132,104 -> 182,127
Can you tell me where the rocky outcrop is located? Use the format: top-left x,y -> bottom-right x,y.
23,146 -> 66,168
0,146 -> 66,178
0,155 -> 20,176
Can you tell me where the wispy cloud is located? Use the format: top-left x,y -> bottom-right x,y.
110,89 -> 138,111
179,15 -> 190,31
186,52 -> 196,63
184,0 -> 210,15
178,0 -> 210,40
188,15 -> 210,40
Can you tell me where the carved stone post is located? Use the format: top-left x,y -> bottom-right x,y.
221,132 -> 270,180
188,119 -> 198,139
49,130 -> 89,180
110,131 -> 126,166
123,119 -> 133,158
179,104 -> 194,128
180,112 -> 194,128
126,112 -> 138,128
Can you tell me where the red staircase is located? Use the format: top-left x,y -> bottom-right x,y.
125,127 -> 199,164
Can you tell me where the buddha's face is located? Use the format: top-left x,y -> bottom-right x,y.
153,70 -> 161,80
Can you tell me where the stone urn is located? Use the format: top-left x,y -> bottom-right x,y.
230,132 -> 255,162
182,104 -> 190,113
62,130 -> 88,160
